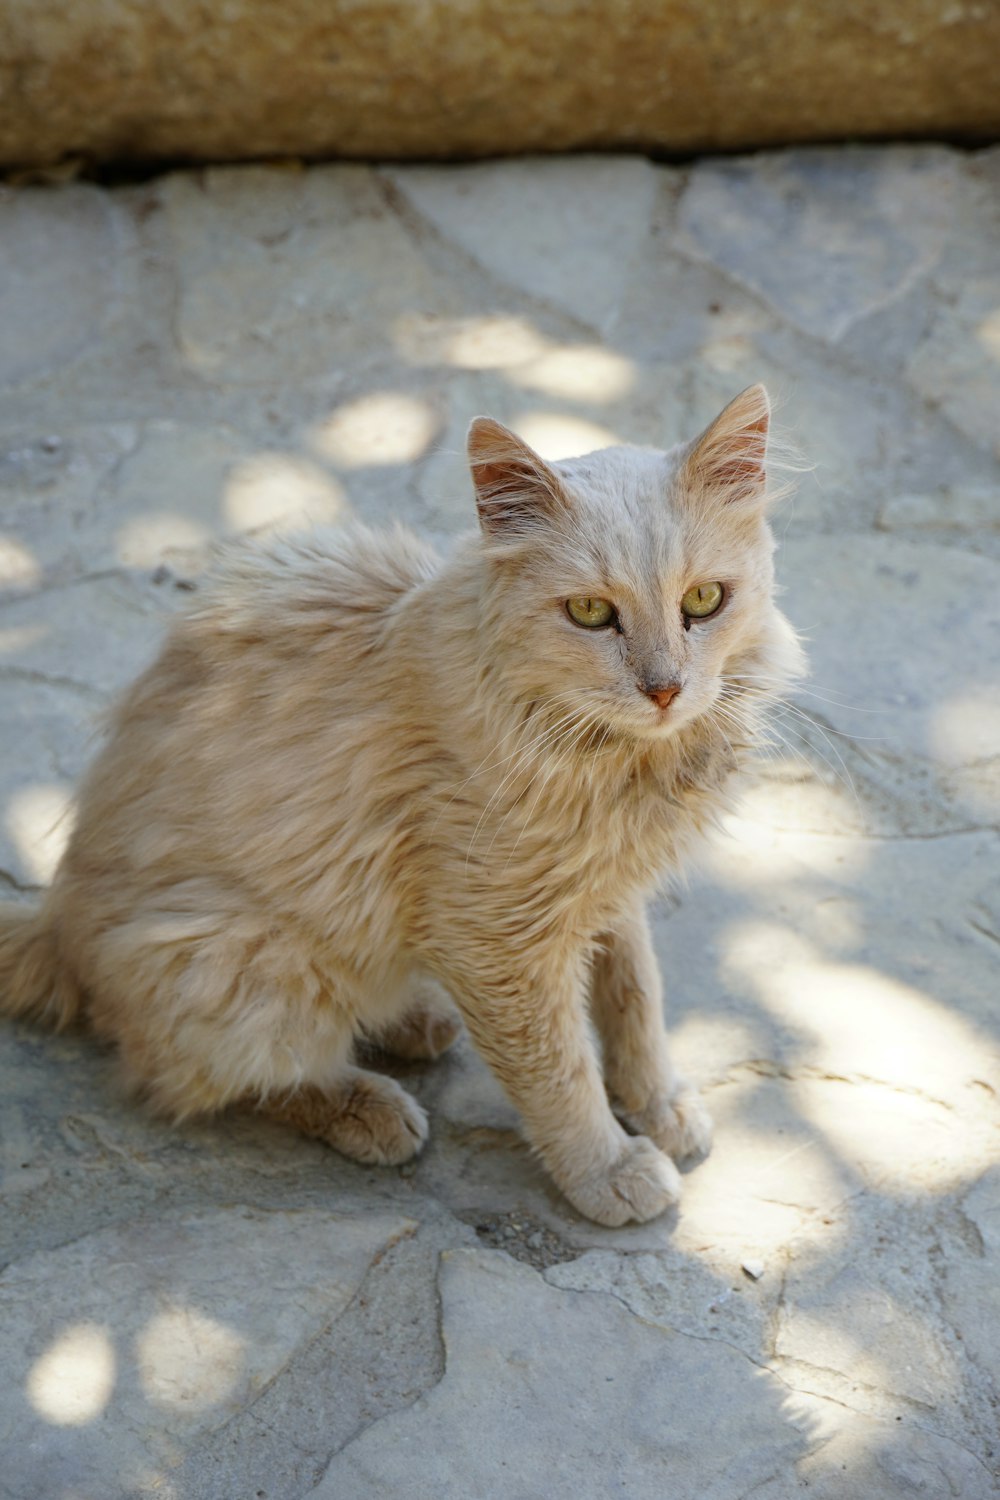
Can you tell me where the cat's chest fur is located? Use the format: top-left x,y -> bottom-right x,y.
431,721 -> 739,945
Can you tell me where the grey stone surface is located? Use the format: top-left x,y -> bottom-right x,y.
315,1250 -> 993,1500
676,149 -> 966,343
0,187 -> 130,387
0,1208 -> 415,1496
1,146 -> 999,1496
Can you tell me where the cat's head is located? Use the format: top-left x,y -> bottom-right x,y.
467,385 -> 804,745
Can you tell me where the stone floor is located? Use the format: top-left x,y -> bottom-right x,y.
0,146 -> 998,1499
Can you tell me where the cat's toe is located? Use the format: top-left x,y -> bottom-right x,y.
566,1137 -> 682,1227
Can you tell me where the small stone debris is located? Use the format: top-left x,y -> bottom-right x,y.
469,1211 -> 576,1270
741,1258 -> 766,1281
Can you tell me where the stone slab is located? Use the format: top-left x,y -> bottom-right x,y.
312,1249 -> 995,1500
0,1207 -> 414,1498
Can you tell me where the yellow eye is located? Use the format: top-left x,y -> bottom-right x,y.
566,596 -> 615,629
681,582 -> 724,620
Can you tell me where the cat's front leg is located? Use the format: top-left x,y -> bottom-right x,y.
590,901 -> 713,1165
438,954 -> 681,1226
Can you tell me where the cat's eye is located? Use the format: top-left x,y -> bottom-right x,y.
566,596 -> 616,629
681,582 -> 725,621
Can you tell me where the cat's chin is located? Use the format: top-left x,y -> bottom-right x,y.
622,711 -> 691,744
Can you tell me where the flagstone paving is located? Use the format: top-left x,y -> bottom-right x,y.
1,145 -> 998,1498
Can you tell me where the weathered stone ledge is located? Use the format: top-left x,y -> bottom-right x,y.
3,0 -> 1000,170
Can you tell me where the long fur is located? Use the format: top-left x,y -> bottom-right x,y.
0,385 -> 804,1225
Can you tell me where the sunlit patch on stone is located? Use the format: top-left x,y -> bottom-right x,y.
127,1471 -> 181,1500
6,781 -> 76,883
709,809 -> 869,879
724,924 -> 996,1112
675,1112 -> 851,1258
224,454 -> 345,533
734,767 -> 867,840
701,333 -> 758,373
976,306 -> 1000,361
512,412 -> 620,462
116,511 -> 211,569
0,534 -> 41,588
312,392 -> 437,467
510,346 -> 635,401
137,1304 -> 246,1413
394,313 -> 547,369
27,1322 -> 115,1426
931,691 -> 1000,768
0,624 -> 48,656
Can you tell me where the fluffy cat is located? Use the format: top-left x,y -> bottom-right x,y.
0,384 -> 803,1226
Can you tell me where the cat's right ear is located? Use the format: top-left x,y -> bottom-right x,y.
467,418 -> 569,540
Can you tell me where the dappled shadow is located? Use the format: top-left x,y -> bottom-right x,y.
1,153 -> 999,1496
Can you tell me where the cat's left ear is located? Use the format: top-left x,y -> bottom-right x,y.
468,418 -> 570,540
680,384 -> 771,508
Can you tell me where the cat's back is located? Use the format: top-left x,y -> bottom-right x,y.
189,522 -> 441,650
63,523 -> 443,870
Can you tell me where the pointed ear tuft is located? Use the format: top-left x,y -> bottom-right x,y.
683,384 -> 771,506
467,418 -> 569,539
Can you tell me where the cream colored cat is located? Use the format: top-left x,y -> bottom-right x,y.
0,384 -> 803,1226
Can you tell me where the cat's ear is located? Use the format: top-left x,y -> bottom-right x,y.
681,384 -> 771,507
468,418 -> 570,539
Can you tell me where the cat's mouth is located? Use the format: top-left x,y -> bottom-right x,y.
628,683 -> 714,742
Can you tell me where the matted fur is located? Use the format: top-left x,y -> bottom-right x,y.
0,385 -> 804,1225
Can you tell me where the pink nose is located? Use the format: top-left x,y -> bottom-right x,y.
646,683 -> 681,709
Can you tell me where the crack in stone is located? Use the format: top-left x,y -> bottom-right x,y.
953,1196 -> 988,1259
0,565 -> 130,610
710,1058 -> 958,1112
968,917 -> 1000,950
771,1352 -> 1000,1482
861,826 -> 1000,841
0,665 -> 107,700
541,1269 -> 780,1378
539,1260 -> 994,1477
770,1352 -> 940,1416
925,1208 -> 1000,1465
670,185 -> 943,366
763,1248 -> 792,1364
298,1234 -> 450,1494
373,169 -> 607,344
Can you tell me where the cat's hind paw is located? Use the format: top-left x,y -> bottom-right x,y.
332,1073 -> 430,1165
266,1072 -> 429,1166
564,1137 -> 682,1227
375,1000 -> 462,1061
367,975 -> 463,1061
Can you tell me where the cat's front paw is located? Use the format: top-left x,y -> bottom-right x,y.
623,1085 -> 714,1164
563,1137 -> 682,1227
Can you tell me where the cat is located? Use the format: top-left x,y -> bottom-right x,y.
0,384 -> 804,1226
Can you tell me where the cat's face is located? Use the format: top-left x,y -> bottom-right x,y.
469,386 -> 802,744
